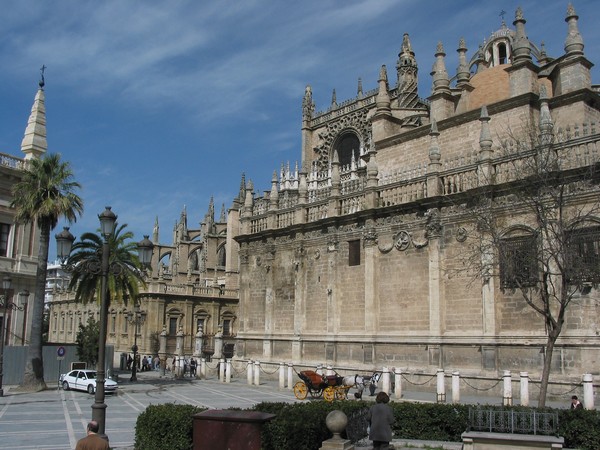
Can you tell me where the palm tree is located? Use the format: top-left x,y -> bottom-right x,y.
11,153 -> 83,391
66,223 -> 145,310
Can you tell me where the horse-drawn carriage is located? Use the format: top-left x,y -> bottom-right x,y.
293,370 -> 380,402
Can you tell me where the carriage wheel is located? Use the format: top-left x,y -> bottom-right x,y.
293,381 -> 308,400
323,386 -> 336,402
310,388 -> 323,399
335,387 -> 347,400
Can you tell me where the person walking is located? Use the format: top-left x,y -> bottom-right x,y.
367,391 -> 394,450
571,395 -> 583,409
75,420 -> 109,450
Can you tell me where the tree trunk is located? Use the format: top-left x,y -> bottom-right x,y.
538,332 -> 558,409
20,221 -> 49,391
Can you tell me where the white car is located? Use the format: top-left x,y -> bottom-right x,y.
60,369 -> 118,394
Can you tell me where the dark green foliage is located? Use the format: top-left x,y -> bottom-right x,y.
253,401 -> 371,450
75,317 -> 100,368
392,402 -> 469,441
557,408 -> 600,450
132,400 -> 600,450
134,403 -> 203,450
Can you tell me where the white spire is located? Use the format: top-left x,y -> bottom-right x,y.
21,85 -> 47,160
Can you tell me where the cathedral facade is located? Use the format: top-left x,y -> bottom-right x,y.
232,5 -> 600,380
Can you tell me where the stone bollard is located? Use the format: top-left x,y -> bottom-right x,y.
247,361 -> 253,385
520,372 -> 529,406
253,361 -> 261,386
200,358 -> 207,379
219,358 -> 226,382
583,373 -> 594,410
436,369 -> 446,403
318,410 -> 353,450
279,363 -> 286,389
381,367 -> 391,394
503,370 -> 512,406
394,368 -> 402,400
287,363 -> 294,390
226,359 -> 231,383
452,371 -> 460,404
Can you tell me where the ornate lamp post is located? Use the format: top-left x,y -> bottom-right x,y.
55,214 -> 153,442
56,207 -> 118,441
127,303 -> 146,382
0,276 -> 21,397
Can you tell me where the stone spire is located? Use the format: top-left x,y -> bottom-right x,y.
357,78 -> 363,98
330,89 -> 337,109
539,85 -> 554,145
428,120 -> 441,165
396,33 -> 419,107
431,42 -> 451,94
302,85 -> 314,123
456,38 -> 470,87
21,70 -> 48,160
478,105 -> 493,160
564,3 -> 584,56
219,204 -> 226,222
269,170 -> 279,210
512,7 -> 532,63
375,65 -> 391,114
153,216 -> 159,244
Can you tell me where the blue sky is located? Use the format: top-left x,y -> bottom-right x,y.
0,1 -> 598,260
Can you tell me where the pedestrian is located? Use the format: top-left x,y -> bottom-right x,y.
75,420 -> 109,450
367,391 -> 394,450
190,357 -> 197,377
153,355 -> 160,371
571,395 -> 583,409
126,355 -> 132,371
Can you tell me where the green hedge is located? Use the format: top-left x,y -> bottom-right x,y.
135,403 -> 204,450
133,401 -> 600,450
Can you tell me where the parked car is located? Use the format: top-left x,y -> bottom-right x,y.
59,369 -> 118,394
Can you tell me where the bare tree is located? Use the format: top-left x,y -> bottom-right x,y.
451,103 -> 600,408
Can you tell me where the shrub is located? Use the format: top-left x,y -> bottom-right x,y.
135,403 -> 204,450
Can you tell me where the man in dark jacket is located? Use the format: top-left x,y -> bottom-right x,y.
75,421 -> 109,450
367,391 -> 394,449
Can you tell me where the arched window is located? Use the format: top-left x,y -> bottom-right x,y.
498,43 -> 508,64
499,229 -> 538,290
217,244 -> 226,268
333,132 -> 360,168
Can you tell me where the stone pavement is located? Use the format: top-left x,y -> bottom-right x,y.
0,368 -> 571,450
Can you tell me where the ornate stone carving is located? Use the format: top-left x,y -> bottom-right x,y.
314,109 -> 370,170
425,208 -> 443,238
395,231 -> 411,251
456,227 -> 468,242
362,228 -> 378,246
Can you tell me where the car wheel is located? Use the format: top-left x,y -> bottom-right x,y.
62,381 -> 69,391
87,384 -> 95,394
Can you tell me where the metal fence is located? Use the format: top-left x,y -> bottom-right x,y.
468,407 -> 558,435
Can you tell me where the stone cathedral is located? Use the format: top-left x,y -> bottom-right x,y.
49,5 -> 600,382
231,5 -> 600,380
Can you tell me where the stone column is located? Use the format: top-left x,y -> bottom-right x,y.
452,371 -> 460,404
279,363 -> 286,389
394,368 -> 402,400
225,359 -> 231,383
381,367 -> 391,394
253,361 -> 261,386
503,371 -> 513,406
219,358 -> 225,382
193,324 -> 203,358
287,363 -> 294,390
363,227 -> 378,334
520,372 -> 529,406
158,325 -> 167,376
200,357 -> 206,379
436,369 -> 446,403
583,373 -> 594,410
247,361 -> 253,385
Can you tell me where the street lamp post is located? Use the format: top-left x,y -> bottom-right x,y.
56,209 -> 154,441
0,276 -> 21,397
127,304 -> 146,382
55,207 -> 118,441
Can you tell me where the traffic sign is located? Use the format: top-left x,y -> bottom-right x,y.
57,346 -> 65,357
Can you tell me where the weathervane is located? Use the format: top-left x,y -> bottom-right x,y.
499,10 -> 506,23
39,64 -> 46,88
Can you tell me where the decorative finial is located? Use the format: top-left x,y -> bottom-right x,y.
39,65 -> 46,88
499,10 -> 506,23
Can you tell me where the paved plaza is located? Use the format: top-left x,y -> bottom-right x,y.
0,370 -> 300,450
0,368 -> 572,450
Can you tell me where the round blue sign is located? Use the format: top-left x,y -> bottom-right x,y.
57,346 -> 65,357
